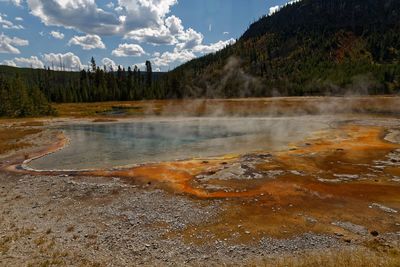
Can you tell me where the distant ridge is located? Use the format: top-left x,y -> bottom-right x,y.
162,0 -> 400,98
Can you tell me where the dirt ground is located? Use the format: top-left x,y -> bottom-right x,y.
1,96 -> 400,266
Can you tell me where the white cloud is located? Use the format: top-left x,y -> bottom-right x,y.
111,43 -> 145,57
50,30 -> 64,40
223,31 -> 229,35
124,15 -> 196,46
124,15 -> 205,49
165,15 -> 183,35
1,59 -> 16,66
101,57 -> 117,71
9,56 -> 44,68
0,14 -> 24,29
117,0 -> 177,31
15,17 -> 23,21
176,28 -> 203,50
68,34 -> 105,50
124,26 -> 175,45
151,48 -> 196,68
1,56 -> 45,68
105,2 -> 114,9
269,0 -> 302,16
26,0 -> 179,36
150,37 -> 235,70
11,0 -> 23,6
0,0 -> 23,6
0,33 -> 28,54
42,52 -> 83,70
27,0 -> 120,35
133,62 -> 146,70
193,38 -> 236,54
268,5 -> 280,16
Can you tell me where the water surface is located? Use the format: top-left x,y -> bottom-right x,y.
28,117 -> 330,170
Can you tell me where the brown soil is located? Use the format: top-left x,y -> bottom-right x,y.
1,96 -> 400,266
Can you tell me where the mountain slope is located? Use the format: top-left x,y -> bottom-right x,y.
163,0 -> 400,98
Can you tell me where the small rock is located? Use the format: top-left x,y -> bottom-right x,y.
370,230 -> 379,237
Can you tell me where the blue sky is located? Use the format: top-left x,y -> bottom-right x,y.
0,0 -> 288,72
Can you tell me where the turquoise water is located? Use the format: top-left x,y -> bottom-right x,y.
28,117 -> 328,170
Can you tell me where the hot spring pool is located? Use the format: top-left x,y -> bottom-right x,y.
27,117 -> 331,170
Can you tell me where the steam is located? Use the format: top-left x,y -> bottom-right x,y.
30,54 -> 400,170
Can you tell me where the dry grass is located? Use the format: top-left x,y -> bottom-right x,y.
30,96 -> 400,119
0,127 -> 41,155
91,118 -> 118,123
53,102 -> 145,117
18,121 -> 45,127
251,245 -> 400,267
0,227 -> 33,254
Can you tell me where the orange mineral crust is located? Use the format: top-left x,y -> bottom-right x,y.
4,115 -> 400,243
81,123 -> 400,241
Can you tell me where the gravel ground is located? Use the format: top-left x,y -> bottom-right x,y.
0,172 -> 351,266
2,114 -> 400,266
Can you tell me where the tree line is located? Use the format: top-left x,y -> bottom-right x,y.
0,58 -> 170,117
1,0 -> 400,117
39,58 -> 165,103
164,0 -> 400,98
0,75 -> 54,117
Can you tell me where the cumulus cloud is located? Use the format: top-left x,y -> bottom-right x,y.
124,27 -> 175,45
26,0 -> 178,36
2,56 -> 44,68
165,15 -> 183,35
151,48 -> 196,68
0,0 -> 23,6
1,59 -> 16,66
101,57 -> 117,71
150,36 -> 236,70
124,15 -> 204,48
15,17 -> 23,21
0,14 -> 24,29
50,30 -> 64,40
68,34 -> 105,50
176,28 -> 203,50
269,5 -> 280,16
118,0 -> 177,31
105,2 -> 114,9
0,33 -> 28,54
42,52 -> 83,70
11,0 -> 23,6
27,0 -> 120,35
2,52 -> 84,70
269,0 -> 302,16
193,38 -> 236,54
111,43 -> 145,57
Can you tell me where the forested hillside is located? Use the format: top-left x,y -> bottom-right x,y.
163,0 -> 400,97
0,60 -> 164,116
0,59 -> 164,103
1,0 -> 400,117
0,75 -> 54,117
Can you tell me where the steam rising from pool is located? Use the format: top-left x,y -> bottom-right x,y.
28,117 -> 330,171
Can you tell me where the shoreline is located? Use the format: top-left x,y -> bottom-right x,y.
1,97 -> 400,266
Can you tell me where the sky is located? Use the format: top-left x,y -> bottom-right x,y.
0,0 -> 289,72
